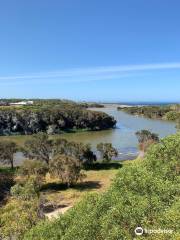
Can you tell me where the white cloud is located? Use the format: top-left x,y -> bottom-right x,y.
0,62 -> 180,82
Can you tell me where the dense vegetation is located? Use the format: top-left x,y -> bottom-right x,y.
117,104 -> 180,122
22,132 -> 180,240
0,100 -> 116,135
117,105 -> 168,118
0,132 -> 120,239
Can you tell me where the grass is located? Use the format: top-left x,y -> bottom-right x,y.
41,162 -> 122,208
40,160 -> 137,218
0,160 -> 136,216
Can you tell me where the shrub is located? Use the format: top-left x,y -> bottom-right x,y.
0,198 -> 41,240
19,159 -> 48,178
24,133 -> 180,240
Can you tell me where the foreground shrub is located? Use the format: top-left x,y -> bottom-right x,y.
22,133 -> 180,239
0,198 -> 41,240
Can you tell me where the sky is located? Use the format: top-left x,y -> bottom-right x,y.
0,0 -> 180,102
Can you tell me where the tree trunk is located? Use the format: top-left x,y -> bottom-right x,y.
10,158 -> 14,169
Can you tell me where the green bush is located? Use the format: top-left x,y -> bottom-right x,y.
23,133 -> 180,240
0,198 -> 40,240
165,111 -> 180,121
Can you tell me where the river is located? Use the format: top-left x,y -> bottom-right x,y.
14,105 -> 177,163
54,105 -> 177,160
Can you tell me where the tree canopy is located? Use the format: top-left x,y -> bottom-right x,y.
0,141 -> 18,169
135,130 -> 159,155
23,133 -> 53,164
97,143 -> 118,162
0,101 -> 116,135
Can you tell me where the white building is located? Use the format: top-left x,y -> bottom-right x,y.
10,101 -> 34,106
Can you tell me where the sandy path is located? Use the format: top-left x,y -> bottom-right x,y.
45,205 -> 73,219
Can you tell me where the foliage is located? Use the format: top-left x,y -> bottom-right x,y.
86,103 -> 104,108
11,159 -> 48,201
54,138 -> 96,165
19,159 -> 48,178
0,164 -> 46,239
97,143 -> 118,162
50,154 -> 85,187
11,176 -> 41,200
136,130 -> 159,143
0,176 -> 44,239
136,129 -> 159,153
0,141 -> 18,169
165,111 -> 180,121
23,133 -> 97,167
0,198 -> 41,240
118,105 -> 171,119
24,133 -> 180,240
0,100 -> 116,135
23,133 -> 53,164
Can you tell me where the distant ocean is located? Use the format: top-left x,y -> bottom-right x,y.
103,102 -> 179,106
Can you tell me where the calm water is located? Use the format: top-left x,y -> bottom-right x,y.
14,106 -> 177,163
58,106 -> 177,160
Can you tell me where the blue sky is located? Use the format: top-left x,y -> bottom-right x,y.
0,0 -> 180,102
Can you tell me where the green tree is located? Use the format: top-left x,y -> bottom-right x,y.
135,129 -> 159,156
165,111 -> 180,121
0,141 -> 18,169
23,133 -> 53,164
97,143 -> 118,162
54,138 -> 96,165
50,154 -> 85,187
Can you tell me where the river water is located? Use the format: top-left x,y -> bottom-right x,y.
55,106 -> 177,160
14,106 -> 177,163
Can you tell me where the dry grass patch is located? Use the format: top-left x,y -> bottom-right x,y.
41,167 -> 120,211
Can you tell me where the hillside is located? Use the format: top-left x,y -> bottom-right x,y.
24,133 -> 180,240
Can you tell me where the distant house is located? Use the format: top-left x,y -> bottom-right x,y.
10,101 -> 34,106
